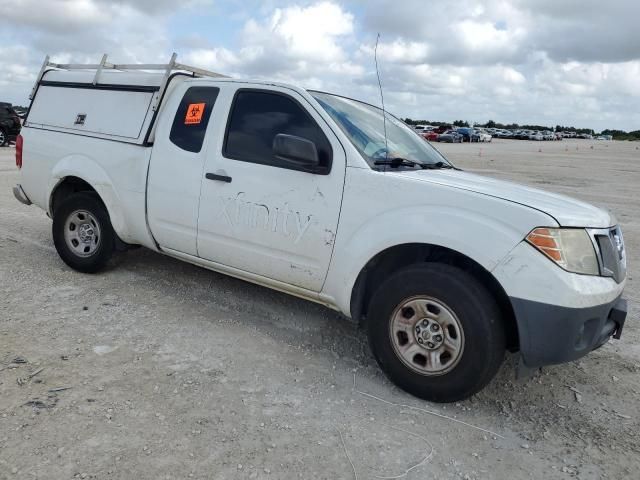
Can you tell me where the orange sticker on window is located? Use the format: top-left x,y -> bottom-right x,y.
185,103 -> 206,125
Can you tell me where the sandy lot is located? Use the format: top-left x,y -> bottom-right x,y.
0,140 -> 638,480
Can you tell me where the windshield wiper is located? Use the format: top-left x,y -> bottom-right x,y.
374,158 -> 455,170
427,161 -> 455,170
374,157 -> 423,168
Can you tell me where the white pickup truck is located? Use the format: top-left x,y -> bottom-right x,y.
14,55 -> 627,402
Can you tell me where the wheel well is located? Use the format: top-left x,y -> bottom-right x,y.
50,177 -> 138,252
350,243 -> 519,351
50,176 -> 98,216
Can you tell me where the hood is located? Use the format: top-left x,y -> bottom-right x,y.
394,169 -> 614,228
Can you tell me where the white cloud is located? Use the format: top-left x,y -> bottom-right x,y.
241,1 -> 354,64
502,67 -> 526,85
0,0 -> 179,105
0,0 -> 106,33
270,2 -> 353,61
184,1 -> 362,83
454,19 -> 526,60
0,0 -> 638,130
0,46 -> 34,88
359,40 -> 430,65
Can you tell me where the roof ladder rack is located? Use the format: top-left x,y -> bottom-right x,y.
29,52 -> 229,109
152,53 -> 178,112
30,55 -> 50,100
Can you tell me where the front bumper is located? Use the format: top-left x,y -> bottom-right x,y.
13,184 -> 32,206
511,296 -> 627,368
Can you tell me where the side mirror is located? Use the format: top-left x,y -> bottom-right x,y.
273,134 -> 320,171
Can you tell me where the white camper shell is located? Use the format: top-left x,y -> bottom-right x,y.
13,54 -> 628,403
27,54 -> 226,145
28,71 -> 169,143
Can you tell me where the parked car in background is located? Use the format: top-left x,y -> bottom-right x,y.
413,124 -> 434,134
0,102 -> 22,146
522,131 -> 535,140
437,130 -> 463,143
456,127 -> 481,143
423,130 -> 440,142
14,107 -> 27,122
529,131 -> 544,141
476,129 -> 493,142
434,125 -> 455,135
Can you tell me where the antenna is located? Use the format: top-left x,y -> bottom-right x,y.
374,33 -> 389,160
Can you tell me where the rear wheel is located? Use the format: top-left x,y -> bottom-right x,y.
52,192 -> 115,273
0,128 -> 7,147
367,263 -> 506,403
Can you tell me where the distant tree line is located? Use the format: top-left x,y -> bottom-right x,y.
553,124 -> 595,135
600,129 -> 640,141
403,117 -> 640,140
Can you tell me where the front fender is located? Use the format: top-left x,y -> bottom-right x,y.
48,155 -> 128,239
322,178 -> 558,317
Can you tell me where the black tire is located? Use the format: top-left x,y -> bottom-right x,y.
52,192 -> 115,273
367,263 -> 505,403
0,128 -> 7,147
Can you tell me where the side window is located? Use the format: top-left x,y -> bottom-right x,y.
223,90 -> 333,174
170,87 -> 220,153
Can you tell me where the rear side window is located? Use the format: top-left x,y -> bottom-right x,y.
170,87 -> 220,153
223,90 -> 332,174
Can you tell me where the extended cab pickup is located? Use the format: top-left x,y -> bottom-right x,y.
14,56 -> 628,402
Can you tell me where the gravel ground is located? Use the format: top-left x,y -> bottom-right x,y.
0,140 -> 638,480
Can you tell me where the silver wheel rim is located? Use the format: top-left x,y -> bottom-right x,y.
64,210 -> 102,258
389,296 -> 465,376
0,131 -> 5,145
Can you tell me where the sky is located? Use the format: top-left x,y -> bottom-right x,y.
0,0 -> 639,131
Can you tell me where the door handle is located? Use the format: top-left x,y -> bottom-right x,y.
206,173 -> 232,183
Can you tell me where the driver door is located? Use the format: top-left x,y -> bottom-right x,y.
196,85 -> 346,292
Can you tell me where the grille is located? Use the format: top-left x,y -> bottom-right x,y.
592,227 -> 627,283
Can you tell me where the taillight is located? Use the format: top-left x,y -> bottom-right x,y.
16,134 -> 23,169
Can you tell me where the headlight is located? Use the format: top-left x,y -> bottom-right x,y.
526,228 -> 599,275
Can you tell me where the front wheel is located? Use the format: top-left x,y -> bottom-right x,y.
52,192 -> 115,273
367,263 -> 505,403
0,129 -> 7,147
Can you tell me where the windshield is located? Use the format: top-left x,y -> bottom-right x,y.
310,91 -> 451,169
